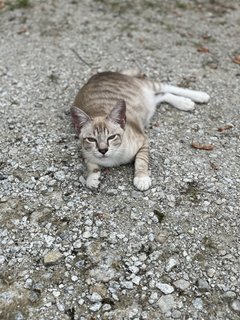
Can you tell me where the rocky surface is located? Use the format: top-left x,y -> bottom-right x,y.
0,0 -> 239,319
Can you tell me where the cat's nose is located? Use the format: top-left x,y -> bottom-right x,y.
99,148 -> 108,155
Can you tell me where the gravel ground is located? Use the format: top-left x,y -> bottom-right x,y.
0,0 -> 240,319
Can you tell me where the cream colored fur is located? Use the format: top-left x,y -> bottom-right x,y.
71,70 -> 210,191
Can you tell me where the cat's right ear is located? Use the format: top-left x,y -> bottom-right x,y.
108,99 -> 126,129
70,106 -> 91,135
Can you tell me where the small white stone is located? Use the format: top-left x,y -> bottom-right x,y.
89,292 -> 102,303
56,301 -> 65,312
129,265 -> 139,274
156,283 -> 175,294
52,290 -> 61,298
78,299 -> 84,305
73,240 -> 82,249
54,170 -> 65,181
82,231 -> 92,238
157,295 -> 175,313
173,279 -> 190,291
207,268 -> 215,278
102,304 -> 112,311
193,298 -> 203,310
165,257 -> 178,272
71,275 -> 78,282
89,302 -> 102,312
231,299 -> 240,312
149,292 -> 158,304
121,281 -> 133,289
132,276 -> 141,285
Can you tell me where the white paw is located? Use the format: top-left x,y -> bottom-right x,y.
134,176 -> 152,191
176,97 -> 195,111
194,92 -> 210,104
86,172 -> 100,189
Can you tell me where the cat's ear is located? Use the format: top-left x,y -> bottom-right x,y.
70,106 -> 91,135
108,99 -> 126,129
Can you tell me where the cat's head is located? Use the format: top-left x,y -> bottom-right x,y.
71,99 -> 126,162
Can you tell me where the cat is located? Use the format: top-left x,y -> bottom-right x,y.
71,69 -> 210,191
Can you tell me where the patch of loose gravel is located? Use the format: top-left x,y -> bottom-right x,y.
0,1 -> 239,319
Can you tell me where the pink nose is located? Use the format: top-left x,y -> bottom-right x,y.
99,148 -> 108,155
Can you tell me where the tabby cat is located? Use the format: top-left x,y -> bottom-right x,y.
71,70 -> 209,191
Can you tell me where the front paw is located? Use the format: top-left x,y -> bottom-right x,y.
133,176 -> 151,191
86,172 -> 100,189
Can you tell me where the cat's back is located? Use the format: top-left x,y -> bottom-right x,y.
74,72 -> 144,117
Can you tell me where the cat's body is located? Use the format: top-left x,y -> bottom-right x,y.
71,70 -> 210,191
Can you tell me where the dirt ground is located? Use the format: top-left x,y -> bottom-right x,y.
0,0 -> 240,319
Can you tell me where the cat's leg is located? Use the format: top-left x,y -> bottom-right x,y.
155,93 -> 195,111
85,162 -> 101,189
160,84 -> 210,103
133,138 -> 151,191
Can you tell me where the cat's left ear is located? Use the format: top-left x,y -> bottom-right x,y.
108,99 -> 126,129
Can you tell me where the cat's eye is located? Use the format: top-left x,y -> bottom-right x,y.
86,137 -> 96,143
108,134 -> 118,141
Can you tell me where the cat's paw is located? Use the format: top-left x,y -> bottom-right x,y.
86,172 -> 100,189
134,176 -> 151,191
176,97 -> 195,111
194,92 -> 210,104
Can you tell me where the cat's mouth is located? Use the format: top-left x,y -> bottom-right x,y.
98,154 -> 108,158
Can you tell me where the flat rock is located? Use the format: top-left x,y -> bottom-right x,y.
43,250 -> 63,266
157,295 -> 175,313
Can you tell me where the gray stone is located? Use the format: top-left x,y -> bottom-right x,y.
156,282 -> 175,294
173,279 -> 190,291
89,302 -> 102,312
197,279 -> 210,290
54,170 -> 66,181
231,299 -> 240,312
88,292 -> 102,303
165,257 -> 178,272
193,298 -> 203,310
43,250 -> 63,266
157,295 -> 175,313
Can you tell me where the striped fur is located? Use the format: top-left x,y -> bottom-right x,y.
71,70 -> 210,190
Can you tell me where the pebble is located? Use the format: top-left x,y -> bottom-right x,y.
165,257 -> 178,272
156,282 -> 175,294
89,302 -> 102,312
82,231 -> 92,238
173,279 -> 190,291
73,239 -> 82,249
207,268 -> 216,278
172,310 -> 182,318
121,281 -> 134,289
149,292 -> 158,304
52,290 -> 61,298
157,295 -> 175,313
43,250 -> 63,266
0,255 -> 6,264
132,275 -> 141,285
88,292 -> 102,302
197,279 -> 210,290
193,297 -> 203,310
71,275 -> 78,282
231,299 -> 240,312
54,170 -> 66,181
